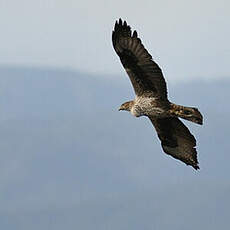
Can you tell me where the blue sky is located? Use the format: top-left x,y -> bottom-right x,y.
0,0 -> 229,80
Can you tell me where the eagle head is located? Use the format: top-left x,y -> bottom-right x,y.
118,101 -> 134,111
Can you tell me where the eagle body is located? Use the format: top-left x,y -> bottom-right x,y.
112,19 -> 203,170
131,97 -> 170,118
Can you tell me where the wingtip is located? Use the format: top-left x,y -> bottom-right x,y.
190,161 -> 200,170
193,165 -> 200,170
115,18 -> 128,27
133,30 -> 138,38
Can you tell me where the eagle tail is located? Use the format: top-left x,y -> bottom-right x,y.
170,103 -> 203,125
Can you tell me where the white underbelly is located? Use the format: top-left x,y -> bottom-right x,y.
131,97 -> 167,117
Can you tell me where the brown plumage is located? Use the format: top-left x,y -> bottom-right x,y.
113,19 -> 203,170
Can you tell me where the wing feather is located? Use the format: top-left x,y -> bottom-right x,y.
112,19 -> 167,98
149,117 -> 199,170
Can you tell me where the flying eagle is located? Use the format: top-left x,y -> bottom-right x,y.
112,19 -> 203,170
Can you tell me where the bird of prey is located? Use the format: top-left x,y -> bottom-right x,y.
112,19 -> 203,170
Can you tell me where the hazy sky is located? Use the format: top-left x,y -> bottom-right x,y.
0,0 -> 230,81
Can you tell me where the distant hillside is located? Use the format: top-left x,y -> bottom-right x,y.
0,66 -> 229,230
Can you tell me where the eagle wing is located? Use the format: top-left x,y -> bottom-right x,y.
149,117 -> 199,170
112,19 -> 167,98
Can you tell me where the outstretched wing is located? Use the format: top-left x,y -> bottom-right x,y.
112,19 -> 167,98
149,117 -> 199,170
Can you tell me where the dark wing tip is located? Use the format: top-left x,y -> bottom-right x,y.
133,30 -> 138,38
186,151 -> 200,170
193,165 -> 200,170
112,19 -> 141,50
113,19 -> 135,38
113,19 -> 132,49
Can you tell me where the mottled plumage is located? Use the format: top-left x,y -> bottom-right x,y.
113,19 -> 203,170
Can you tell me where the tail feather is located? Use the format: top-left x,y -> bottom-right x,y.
170,103 -> 203,125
